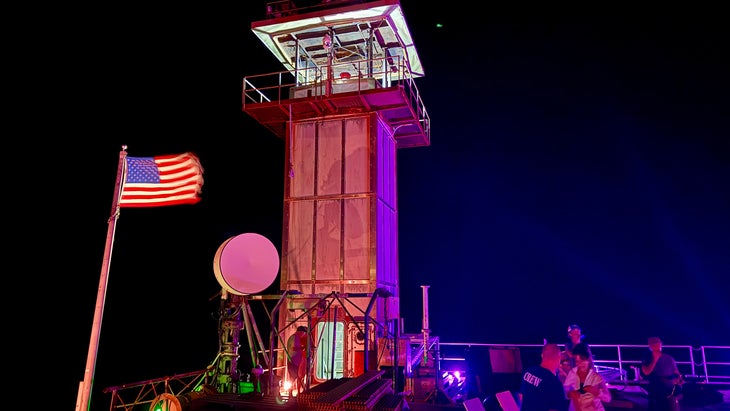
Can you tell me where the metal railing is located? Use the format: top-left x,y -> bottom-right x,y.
242,54 -> 430,137
243,55 -> 400,105
437,342 -> 730,386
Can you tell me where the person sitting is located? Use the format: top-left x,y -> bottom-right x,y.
563,344 -> 611,411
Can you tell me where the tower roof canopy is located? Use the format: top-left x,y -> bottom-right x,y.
252,0 -> 424,80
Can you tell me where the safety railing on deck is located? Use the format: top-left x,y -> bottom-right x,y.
242,55 -> 430,138
437,342 -> 730,386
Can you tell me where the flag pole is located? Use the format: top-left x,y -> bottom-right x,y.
77,146 -> 128,411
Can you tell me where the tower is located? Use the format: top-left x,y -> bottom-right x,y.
242,0 -> 429,388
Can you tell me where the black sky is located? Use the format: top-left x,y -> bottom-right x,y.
50,3 -> 729,410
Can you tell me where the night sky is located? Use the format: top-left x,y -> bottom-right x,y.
55,3 -> 728,410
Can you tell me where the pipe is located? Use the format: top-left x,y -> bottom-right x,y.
363,288 -> 392,372
421,285 -> 430,364
329,306 -> 338,380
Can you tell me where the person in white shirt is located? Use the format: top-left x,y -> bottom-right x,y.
563,345 -> 611,411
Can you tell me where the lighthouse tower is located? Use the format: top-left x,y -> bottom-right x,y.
242,0 -> 430,390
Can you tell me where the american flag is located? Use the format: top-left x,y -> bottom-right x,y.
119,152 -> 204,207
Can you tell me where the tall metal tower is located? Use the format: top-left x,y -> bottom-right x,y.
242,0 -> 430,392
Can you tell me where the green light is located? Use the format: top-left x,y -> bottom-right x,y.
240,381 -> 255,394
152,398 -> 167,411
436,23 -> 443,28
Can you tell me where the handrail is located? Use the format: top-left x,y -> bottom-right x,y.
437,342 -> 730,386
242,78 -> 271,104
103,339 -> 728,409
241,54 -> 430,142
243,55 -> 401,103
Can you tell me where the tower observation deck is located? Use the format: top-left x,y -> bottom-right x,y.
243,0 -> 430,148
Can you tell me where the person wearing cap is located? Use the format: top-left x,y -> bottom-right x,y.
564,325 -> 591,369
286,325 -> 310,396
641,336 -> 682,411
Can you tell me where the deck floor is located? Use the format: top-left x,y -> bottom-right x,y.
180,385 -> 729,411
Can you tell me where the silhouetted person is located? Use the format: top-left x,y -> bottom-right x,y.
565,325 -> 589,366
519,343 -> 569,411
558,351 -> 572,384
287,326 -> 309,396
641,337 -> 682,411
